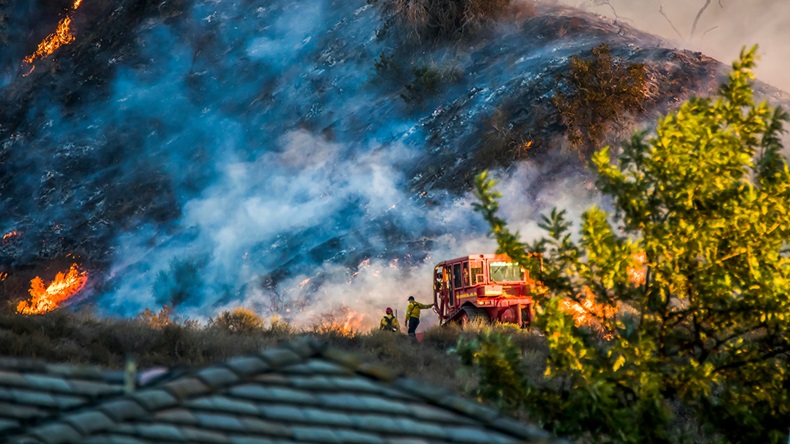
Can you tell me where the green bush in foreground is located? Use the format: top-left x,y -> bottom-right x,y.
472,46 -> 790,442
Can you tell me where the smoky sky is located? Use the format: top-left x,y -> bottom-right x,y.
564,0 -> 790,92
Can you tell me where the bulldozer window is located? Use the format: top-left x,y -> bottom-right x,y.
470,262 -> 484,285
490,262 -> 524,282
453,263 -> 463,289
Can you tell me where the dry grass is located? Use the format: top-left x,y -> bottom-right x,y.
0,309 -> 549,396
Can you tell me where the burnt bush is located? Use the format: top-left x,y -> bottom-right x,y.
375,0 -> 515,41
552,44 -> 647,154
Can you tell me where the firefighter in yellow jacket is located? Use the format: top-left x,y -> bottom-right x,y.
379,307 -> 400,332
405,295 -> 434,337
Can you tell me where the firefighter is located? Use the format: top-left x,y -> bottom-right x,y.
405,295 -> 434,337
379,307 -> 400,332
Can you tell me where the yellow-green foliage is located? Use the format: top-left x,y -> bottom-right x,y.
213,307 -> 264,333
473,47 -> 790,442
552,44 -> 647,153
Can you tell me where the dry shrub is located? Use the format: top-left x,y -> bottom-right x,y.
552,43 -> 647,154
138,305 -> 174,328
212,308 -> 264,333
381,0 -> 513,40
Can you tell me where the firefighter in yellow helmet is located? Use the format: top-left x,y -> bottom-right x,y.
379,307 -> 400,332
405,295 -> 434,337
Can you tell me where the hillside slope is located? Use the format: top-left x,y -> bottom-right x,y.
0,0 -> 785,322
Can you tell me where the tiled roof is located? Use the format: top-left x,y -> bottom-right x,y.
5,338 -> 563,444
0,357 -> 125,435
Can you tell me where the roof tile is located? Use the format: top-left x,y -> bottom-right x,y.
67,380 -> 120,397
284,338 -> 323,358
135,423 -> 186,441
0,417 -> 18,431
23,374 -> 72,393
353,414 -> 402,433
0,401 -> 44,419
83,435 -> 146,444
229,385 -> 316,405
155,408 -> 198,425
393,379 -> 447,403
238,417 -> 292,437
356,362 -> 400,382
163,378 -> 210,401
407,403 -> 465,423
46,364 -> 103,380
224,356 -> 269,376
251,373 -> 289,384
328,376 -> 388,393
392,418 -> 447,439
287,376 -> 337,391
180,426 -> 233,443
28,422 -> 83,444
132,389 -> 178,410
229,436 -> 277,444
187,396 -> 259,415
282,360 -> 350,376
359,395 -> 413,415
64,411 -> 115,435
442,396 -> 498,422
258,404 -> 308,422
447,426 -> 507,443
54,393 -> 87,409
0,387 -> 12,401
321,348 -> 363,370
258,348 -> 303,368
302,407 -> 354,427
194,412 -> 245,432
0,369 -> 27,386
291,425 -> 343,443
196,367 -> 239,388
97,399 -> 148,421
334,429 -> 384,444
10,389 -> 58,408
316,393 -> 363,410
82,434 -> 147,444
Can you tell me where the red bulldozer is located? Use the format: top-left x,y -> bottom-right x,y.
432,254 -> 537,328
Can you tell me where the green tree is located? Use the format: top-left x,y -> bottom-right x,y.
472,47 -> 790,442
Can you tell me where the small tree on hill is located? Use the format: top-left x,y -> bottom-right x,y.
553,43 -> 647,154
472,47 -> 790,442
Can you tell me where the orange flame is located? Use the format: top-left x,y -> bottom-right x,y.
0,272 -> 7,282
316,308 -> 367,336
23,0 -> 85,65
561,287 -> 618,327
2,231 -> 18,241
627,252 -> 647,285
16,263 -> 88,315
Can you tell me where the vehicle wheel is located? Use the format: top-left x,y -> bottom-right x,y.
458,306 -> 490,327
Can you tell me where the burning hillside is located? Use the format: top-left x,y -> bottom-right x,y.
16,263 -> 89,315
0,0 -> 786,320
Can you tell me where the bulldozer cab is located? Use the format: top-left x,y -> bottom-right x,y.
433,254 -> 534,327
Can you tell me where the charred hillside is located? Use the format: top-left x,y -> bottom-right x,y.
0,0 -> 786,321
